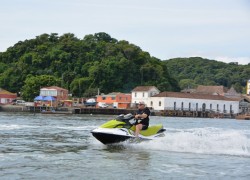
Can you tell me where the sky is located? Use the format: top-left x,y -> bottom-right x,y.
0,0 -> 250,65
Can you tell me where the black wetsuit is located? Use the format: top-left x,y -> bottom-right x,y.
136,107 -> 150,130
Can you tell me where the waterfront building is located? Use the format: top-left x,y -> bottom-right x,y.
38,86 -> 68,106
195,85 -> 241,98
150,92 -> 240,114
195,85 -> 227,96
0,88 -> 17,104
131,86 -> 160,108
96,92 -> 131,109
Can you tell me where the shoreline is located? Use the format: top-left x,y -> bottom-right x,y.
0,105 -> 237,119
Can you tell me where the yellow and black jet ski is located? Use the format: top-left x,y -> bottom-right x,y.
91,114 -> 165,145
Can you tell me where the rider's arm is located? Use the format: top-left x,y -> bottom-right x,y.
135,113 -> 148,119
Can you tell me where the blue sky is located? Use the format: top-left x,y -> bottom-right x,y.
0,0 -> 249,64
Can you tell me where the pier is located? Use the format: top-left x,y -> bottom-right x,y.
0,105 -> 235,118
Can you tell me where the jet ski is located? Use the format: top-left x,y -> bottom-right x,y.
91,113 -> 166,144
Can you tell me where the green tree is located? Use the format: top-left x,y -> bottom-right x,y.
21,75 -> 60,101
179,79 -> 197,90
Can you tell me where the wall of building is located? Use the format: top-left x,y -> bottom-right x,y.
96,93 -> 131,108
151,97 -> 240,114
0,94 -> 17,104
131,88 -> 160,107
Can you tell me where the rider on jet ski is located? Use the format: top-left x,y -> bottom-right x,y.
134,101 -> 150,137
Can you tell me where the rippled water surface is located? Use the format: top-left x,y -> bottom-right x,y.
0,112 -> 250,179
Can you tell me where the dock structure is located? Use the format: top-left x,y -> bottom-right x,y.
74,107 -> 137,115
155,109 -> 233,118
0,105 -> 234,118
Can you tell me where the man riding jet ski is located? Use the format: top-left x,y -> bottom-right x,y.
91,113 -> 166,145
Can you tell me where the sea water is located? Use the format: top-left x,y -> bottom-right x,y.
0,112 -> 249,179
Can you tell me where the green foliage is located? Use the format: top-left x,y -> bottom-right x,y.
21,75 -> 60,101
179,79 -> 198,90
2,32 -> 247,100
164,57 -> 249,93
0,32 -> 179,100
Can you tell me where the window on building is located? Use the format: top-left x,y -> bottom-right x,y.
230,104 -> 232,113
181,102 -> 184,110
210,104 -> 212,110
189,103 -> 191,110
143,92 -> 144,97
151,101 -> 153,106
202,103 -> 206,111
135,93 -> 137,97
174,102 -> 176,110
159,101 -> 161,106
111,97 -> 115,100
217,104 -> 219,111
223,104 -> 226,112
196,103 -> 198,111
102,97 -> 106,100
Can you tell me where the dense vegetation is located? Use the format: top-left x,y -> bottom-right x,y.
0,32 -> 179,101
0,32 -> 249,101
164,57 -> 250,93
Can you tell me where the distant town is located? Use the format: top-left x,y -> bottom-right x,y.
1,81 -> 250,119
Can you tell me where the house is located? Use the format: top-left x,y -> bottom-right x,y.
131,86 -> 160,108
96,92 -> 131,109
240,95 -> 250,114
195,85 -> 228,96
194,85 -> 241,99
0,88 -> 17,104
39,86 -> 68,106
224,87 -> 241,99
150,91 -> 240,114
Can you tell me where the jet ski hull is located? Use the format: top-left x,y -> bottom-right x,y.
91,127 -> 165,145
92,132 -> 132,144
91,128 -> 134,144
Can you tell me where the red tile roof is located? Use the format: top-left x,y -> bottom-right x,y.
152,91 -> 239,101
195,85 -> 228,95
0,89 -> 16,95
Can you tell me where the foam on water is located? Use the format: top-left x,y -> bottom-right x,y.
129,127 -> 250,157
0,124 -> 38,130
57,125 -> 97,131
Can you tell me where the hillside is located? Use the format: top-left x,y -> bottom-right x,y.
1,33 -> 249,101
0,32 -> 179,101
164,57 -> 250,92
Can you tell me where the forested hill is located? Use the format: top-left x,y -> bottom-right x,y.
164,57 -> 250,92
0,32 -> 249,101
0,32 -> 179,101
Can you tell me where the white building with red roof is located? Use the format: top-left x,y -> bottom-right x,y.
150,91 -> 240,114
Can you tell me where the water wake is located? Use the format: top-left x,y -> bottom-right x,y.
132,127 -> 250,157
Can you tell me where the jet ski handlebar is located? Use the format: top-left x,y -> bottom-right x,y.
116,113 -> 142,126
116,113 -> 134,121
